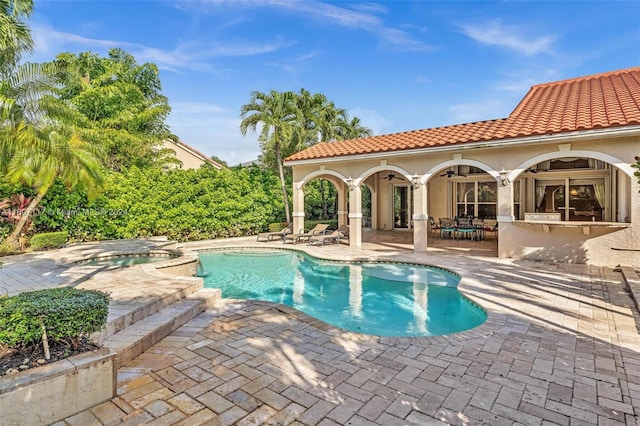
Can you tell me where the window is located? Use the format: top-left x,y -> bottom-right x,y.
456,182 -> 475,218
535,178 -> 605,221
513,179 -> 522,219
393,185 -> 411,229
456,181 -> 497,219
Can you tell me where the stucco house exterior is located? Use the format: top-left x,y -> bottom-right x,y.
162,139 -> 223,170
284,67 -> 640,267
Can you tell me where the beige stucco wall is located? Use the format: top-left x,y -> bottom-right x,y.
288,131 -> 640,266
0,348 -> 116,425
499,222 -> 638,266
162,141 -> 208,169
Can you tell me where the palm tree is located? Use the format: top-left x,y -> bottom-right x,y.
240,90 -> 298,223
4,123 -> 104,242
0,1 -> 105,244
0,0 -> 34,75
336,115 -> 373,140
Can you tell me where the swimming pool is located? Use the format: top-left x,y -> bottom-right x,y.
197,250 -> 486,337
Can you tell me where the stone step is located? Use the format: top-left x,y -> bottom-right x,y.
88,275 -> 204,344
102,288 -> 221,368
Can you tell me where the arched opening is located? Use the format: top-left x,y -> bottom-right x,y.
427,165 -> 498,222
358,169 -> 413,231
513,156 -> 630,223
303,178 -> 339,228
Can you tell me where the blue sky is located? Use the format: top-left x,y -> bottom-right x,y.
28,1 -> 640,166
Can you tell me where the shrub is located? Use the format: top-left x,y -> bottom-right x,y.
268,222 -> 289,232
0,239 -> 19,256
30,231 -> 68,250
0,288 -> 110,350
33,166 -> 286,242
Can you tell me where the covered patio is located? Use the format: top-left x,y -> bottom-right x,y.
354,229 -> 498,259
284,68 -> 640,267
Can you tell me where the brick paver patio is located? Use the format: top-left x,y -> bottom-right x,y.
2,235 -> 638,425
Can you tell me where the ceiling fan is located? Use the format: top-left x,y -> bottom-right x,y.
526,167 -> 549,173
385,173 -> 396,181
440,169 -> 465,177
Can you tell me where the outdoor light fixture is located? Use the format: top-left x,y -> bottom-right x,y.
499,168 -> 510,186
411,175 -> 422,188
345,177 -> 356,191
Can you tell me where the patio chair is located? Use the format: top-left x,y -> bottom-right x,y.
483,222 -> 498,240
337,225 -> 350,244
256,225 -> 292,242
308,229 -> 341,246
285,223 -> 330,244
455,217 -> 477,241
428,216 -> 440,238
439,218 -> 455,239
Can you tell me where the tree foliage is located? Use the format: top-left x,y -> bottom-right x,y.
31,165 -> 285,242
240,89 -> 372,223
0,0 -> 33,75
49,49 -> 172,171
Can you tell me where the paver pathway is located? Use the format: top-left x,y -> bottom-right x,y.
53,237 -> 640,426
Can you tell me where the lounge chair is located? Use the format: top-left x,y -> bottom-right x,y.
257,225 -> 292,242
337,225 -> 350,244
284,223 -> 329,244
308,229 -> 341,246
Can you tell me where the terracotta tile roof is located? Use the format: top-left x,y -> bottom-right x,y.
286,67 -> 640,162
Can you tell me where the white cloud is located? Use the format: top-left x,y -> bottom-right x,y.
193,0 -> 434,51
448,99 -> 507,123
166,102 -> 260,166
349,107 -> 393,136
380,28 -> 436,52
30,23 -> 292,73
30,23 -> 137,59
460,19 -> 555,56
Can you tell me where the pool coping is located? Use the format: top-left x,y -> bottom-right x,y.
184,243 -> 508,346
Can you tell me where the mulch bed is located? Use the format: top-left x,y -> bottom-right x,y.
0,338 -> 99,378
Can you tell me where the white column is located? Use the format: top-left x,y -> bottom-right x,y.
497,176 -> 514,259
292,183 -> 305,234
348,182 -> 362,247
337,182 -> 348,227
412,180 -> 428,252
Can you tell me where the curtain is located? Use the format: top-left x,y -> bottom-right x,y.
593,183 -> 605,209
535,185 -> 546,210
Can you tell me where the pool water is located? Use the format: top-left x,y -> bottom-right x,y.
197,250 -> 486,337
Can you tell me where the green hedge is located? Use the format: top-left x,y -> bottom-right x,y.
267,222 -> 289,232
0,288 -> 110,349
33,165 -> 286,242
30,231 -> 68,250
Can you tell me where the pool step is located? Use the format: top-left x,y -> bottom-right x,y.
102,287 -> 221,368
87,274 -> 205,344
